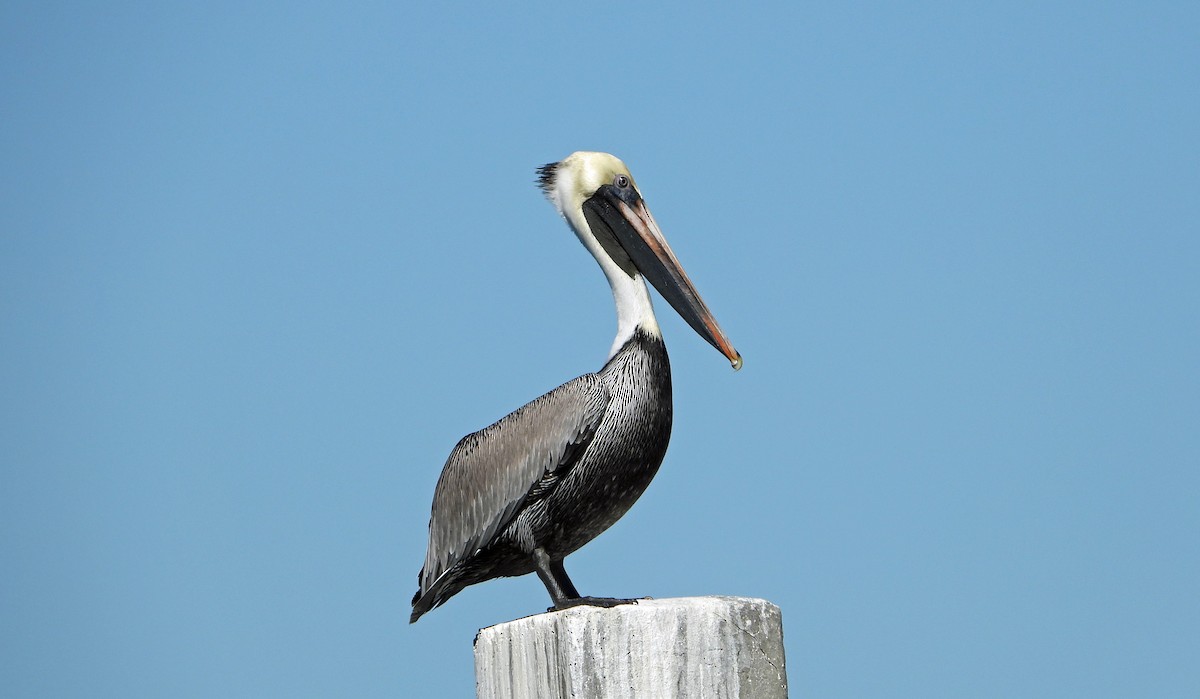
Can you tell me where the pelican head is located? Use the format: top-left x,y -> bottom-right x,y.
537,152 -> 741,370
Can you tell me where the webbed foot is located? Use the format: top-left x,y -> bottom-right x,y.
548,596 -> 643,613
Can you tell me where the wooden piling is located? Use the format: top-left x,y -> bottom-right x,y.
474,596 -> 788,698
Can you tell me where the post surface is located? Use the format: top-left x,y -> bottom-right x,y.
474,596 -> 788,699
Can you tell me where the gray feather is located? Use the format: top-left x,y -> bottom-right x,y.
418,374 -> 611,594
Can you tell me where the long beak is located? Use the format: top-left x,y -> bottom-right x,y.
586,187 -> 742,370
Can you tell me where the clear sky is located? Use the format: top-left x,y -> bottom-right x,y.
2,2 -> 1197,697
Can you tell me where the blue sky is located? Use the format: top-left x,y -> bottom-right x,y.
2,2 -> 1197,697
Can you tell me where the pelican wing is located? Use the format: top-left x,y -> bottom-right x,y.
418,373 -> 610,593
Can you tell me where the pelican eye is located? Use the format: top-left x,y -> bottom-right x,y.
615,174 -> 630,189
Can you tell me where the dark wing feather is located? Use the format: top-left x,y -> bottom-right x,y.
418,373 -> 610,594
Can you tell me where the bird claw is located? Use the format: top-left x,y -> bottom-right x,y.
549,596 -> 642,613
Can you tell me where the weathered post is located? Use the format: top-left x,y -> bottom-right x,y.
474,596 -> 788,698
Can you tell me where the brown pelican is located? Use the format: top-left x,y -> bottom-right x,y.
410,152 -> 740,623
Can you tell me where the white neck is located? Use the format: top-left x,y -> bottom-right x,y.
603,261 -> 660,358
553,188 -> 661,360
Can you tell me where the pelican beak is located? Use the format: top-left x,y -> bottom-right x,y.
582,185 -> 742,370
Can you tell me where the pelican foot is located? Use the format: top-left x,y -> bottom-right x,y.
549,596 -> 644,613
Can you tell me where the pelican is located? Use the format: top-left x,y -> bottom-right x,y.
410,152 -> 740,623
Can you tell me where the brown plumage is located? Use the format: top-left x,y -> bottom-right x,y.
411,152 -> 739,622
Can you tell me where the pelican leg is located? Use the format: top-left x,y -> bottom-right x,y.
532,547 -> 578,606
547,558 -> 580,599
532,547 -> 641,612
